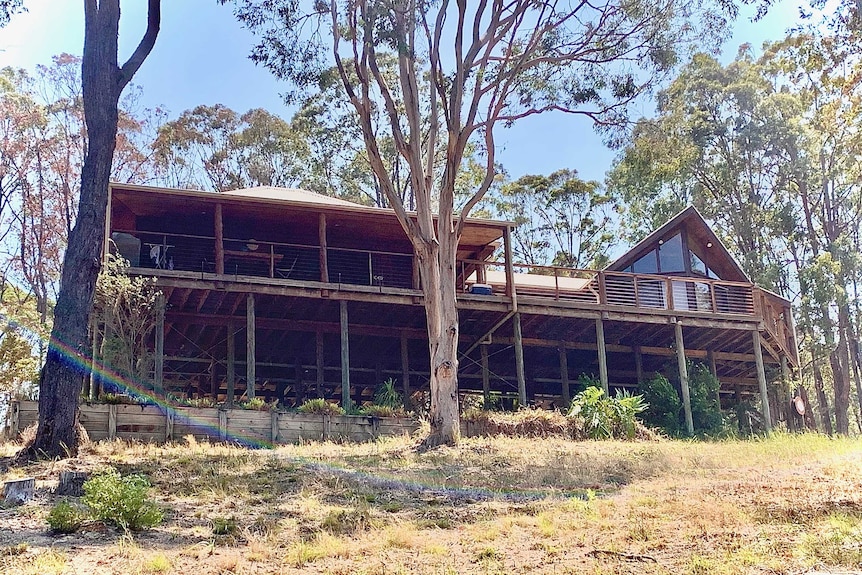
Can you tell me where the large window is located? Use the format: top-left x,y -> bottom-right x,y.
658,233 -> 684,272
631,251 -> 658,273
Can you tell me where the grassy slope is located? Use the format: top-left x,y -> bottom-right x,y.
1,433 -> 861,574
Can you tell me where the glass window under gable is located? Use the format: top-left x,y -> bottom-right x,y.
631,250 -> 658,273
658,233 -> 684,272
690,251 -> 707,275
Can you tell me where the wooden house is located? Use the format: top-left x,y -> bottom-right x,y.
105,183 -> 798,431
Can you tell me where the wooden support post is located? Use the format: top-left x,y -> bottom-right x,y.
271,411 -> 280,444
319,213 -> 328,282
340,300 -> 351,409
481,345 -> 491,409
503,226 -> 517,308
316,330 -> 325,398
634,346 -> 644,386
753,330 -> 772,431
226,322 -> 235,407
781,355 -> 791,427
295,356 -> 305,405
215,203 -> 225,275
400,335 -> 411,408
155,294 -> 165,396
513,312 -> 527,406
246,293 -> 256,400
707,349 -> 720,408
412,255 -> 420,290
675,321 -> 694,435
165,409 -> 174,442
209,360 -> 217,401
559,346 -> 571,406
596,318 -> 609,395
108,404 -> 117,440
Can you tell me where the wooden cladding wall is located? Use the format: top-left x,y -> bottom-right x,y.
9,401 -> 417,445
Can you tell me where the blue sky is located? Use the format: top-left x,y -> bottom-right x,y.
0,1 -> 801,185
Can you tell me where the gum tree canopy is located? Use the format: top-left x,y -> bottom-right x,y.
225,0 -> 731,446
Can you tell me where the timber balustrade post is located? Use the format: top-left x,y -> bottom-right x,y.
752,330 -> 772,431
674,321 -> 694,435
503,226 -> 517,308
246,293 -> 256,400
319,213 -> 329,282
215,203 -> 225,275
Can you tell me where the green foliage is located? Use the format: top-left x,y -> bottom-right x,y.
298,398 -> 345,416
373,378 -> 402,410
492,169 -> 618,269
46,500 -> 89,534
93,254 -> 163,397
359,404 -> 403,418
568,386 -> 647,440
211,516 -> 238,536
82,469 -> 163,531
238,397 -> 277,411
688,362 -> 723,434
638,373 -> 682,436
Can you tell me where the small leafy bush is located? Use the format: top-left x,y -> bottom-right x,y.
46,500 -> 89,534
298,398 -> 345,416
568,386 -> 647,439
373,378 -> 402,409
238,397 -> 275,411
212,516 -> 238,536
82,469 -> 163,531
638,373 -> 682,436
360,404 -> 405,418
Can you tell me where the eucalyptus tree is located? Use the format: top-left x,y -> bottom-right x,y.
224,0 -> 732,446
494,170 -> 618,270
26,0 -> 161,459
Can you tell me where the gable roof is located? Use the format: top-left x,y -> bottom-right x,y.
604,206 -> 750,283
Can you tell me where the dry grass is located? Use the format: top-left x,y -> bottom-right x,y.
1,432 -> 861,574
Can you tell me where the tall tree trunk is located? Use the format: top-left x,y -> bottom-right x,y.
812,361 -> 833,436
418,219 -> 460,447
24,0 -> 160,459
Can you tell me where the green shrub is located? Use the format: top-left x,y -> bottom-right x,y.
688,362 -> 723,434
373,378 -> 402,409
298,398 -> 345,416
238,397 -> 277,411
212,516 -> 238,536
359,404 -> 405,418
638,373 -> 682,436
82,469 -> 163,531
568,386 -> 646,439
46,500 -> 89,534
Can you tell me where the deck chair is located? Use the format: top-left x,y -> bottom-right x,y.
275,257 -> 298,279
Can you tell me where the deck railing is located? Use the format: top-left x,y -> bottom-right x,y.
110,229 -> 415,289
462,259 -> 756,317
112,229 -> 760,320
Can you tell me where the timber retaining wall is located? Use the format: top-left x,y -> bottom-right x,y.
7,401 -> 418,445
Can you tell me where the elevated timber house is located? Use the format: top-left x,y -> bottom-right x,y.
105,183 -> 799,431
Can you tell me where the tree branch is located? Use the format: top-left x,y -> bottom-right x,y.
119,0 -> 161,89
